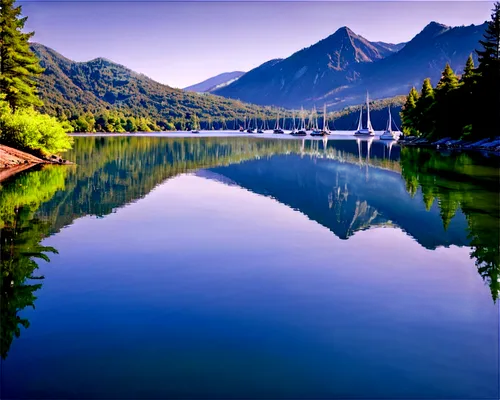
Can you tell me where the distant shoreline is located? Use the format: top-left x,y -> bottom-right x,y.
69,131 -> 391,139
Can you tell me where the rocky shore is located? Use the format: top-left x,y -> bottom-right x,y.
398,136 -> 500,155
0,144 -> 72,182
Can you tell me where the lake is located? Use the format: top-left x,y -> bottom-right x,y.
1,135 -> 499,399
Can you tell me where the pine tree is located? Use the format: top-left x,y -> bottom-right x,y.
458,55 -> 476,135
461,54 -> 476,82
434,64 -> 460,138
476,2 -> 500,70
474,2 -> 500,136
401,87 -> 420,136
0,0 -> 44,110
416,78 -> 435,137
436,64 -> 459,92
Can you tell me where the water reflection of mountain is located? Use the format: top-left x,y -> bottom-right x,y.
207,154 -> 469,249
26,137 -> 493,253
1,137 -> 498,359
35,137 -> 400,235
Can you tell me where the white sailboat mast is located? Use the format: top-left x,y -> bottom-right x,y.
357,105 -> 363,131
366,92 -> 373,131
386,106 -> 392,132
323,104 -> 327,131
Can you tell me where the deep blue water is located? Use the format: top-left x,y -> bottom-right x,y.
1,136 -> 498,399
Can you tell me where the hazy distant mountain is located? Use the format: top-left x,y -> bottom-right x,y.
184,71 -> 245,92
214,26 -> 400,109
214,22 -> 486,110
30,43 -> 273,122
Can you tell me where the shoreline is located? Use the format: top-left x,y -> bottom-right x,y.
398,136 -> 500,156
0,144 -> 73,183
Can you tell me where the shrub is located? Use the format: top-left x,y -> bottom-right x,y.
0,102 -> 73,155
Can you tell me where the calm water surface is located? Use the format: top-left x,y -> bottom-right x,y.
1,136 -> 499,399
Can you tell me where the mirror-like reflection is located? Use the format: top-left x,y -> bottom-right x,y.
0,166 -> 67,359
0,136 -> 498,398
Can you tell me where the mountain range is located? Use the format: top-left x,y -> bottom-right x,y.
214,22 -> 487,109
184,71 -> 245,93
30,43 -> 272,123
30,20 -> 487,124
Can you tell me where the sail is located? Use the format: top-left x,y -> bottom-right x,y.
357,106 -> 363,132
323,104 -> 327,131
366,92 -> 373,131
386,107 -> 392,132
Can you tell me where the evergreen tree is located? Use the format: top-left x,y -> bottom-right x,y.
458,55 -> 477,135
401,87 -> 420,136
415,78 -> 435,137
434,64 -> 460,138
461,54 -> 476,82
0,0 -> 44,110
436,63 -> 459,92
476,2 -> 500,70
474,2 -> 500,136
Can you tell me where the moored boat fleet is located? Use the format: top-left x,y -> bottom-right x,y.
192,92 -> 401,140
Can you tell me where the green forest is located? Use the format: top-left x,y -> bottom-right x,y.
401,2 -> 500,140
0,0 -> 73,155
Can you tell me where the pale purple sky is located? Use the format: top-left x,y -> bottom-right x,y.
22,1 -> 493,88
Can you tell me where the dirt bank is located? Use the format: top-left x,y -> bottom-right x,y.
0,144 -> 46,167
0,144 -> 72,183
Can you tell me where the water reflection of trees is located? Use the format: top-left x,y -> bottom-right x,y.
400,148 -> 500,301
0,166 -> 66,359
1,138 -> 499,360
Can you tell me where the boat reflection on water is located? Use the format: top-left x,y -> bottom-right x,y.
0,135 -> 500,398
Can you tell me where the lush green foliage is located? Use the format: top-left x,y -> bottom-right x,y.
0,165 -> 67,358
0,100 -> 73,154
30,42 -> 407,133
401,2 -> 500,140
0,0 -> 44,110
400,147 -> 500,301
30,43 -> 287,131
0,0 -> 73,154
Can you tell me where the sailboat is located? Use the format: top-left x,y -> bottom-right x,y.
310,106 -> 321,135
290,111 -> 298,135
291,107 -> 307,136
257,115 -> 264,133
380,106 -> 397,140
273,111 -> 284,134
246,116 -> 255,133
322,104 -> 331,135
354,92 -> 375,136
311,105 -> 328,136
